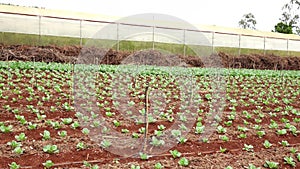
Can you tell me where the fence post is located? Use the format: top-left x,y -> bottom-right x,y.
152,26 -> 155,50
211,32 -> 215,55
263,37 -> 266,56
183,29 -> 186,56
117,23 -> 120,51
80,20 -> 82,46
287,38 -> 289,56
238,34 -> 241,56
38,15 -> 41,45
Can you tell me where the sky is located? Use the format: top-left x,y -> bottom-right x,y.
0,0 -> 289,32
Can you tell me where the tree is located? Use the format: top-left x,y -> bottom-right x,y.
238,13 -> 257,30
277,0 -> 300,34
273,22 -> 293,34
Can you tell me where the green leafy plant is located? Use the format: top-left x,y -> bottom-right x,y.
113,120 -> 120,127
139,127 -> 146,134
170,149 -> 181,158
246,164 -> 261,169
50,121 -> 61,130
41,130 -> 51,140
277,129 -> 287,135
220,146 -> 227,153
121,128 -> 129,133
7,140 -> 21,149
202,138 -> 209,143
154,162 -> 163,169
105,111 -> 114,117
43,145 -> 59,154
27,122 -> 37,130
42,160 -> 54,169
224,166 -> 233,169
195,126 -> 205,134
237,126 -> 248,132
13,146 -> 24,155
177,137 -> 187,144
263,161 -> 278,169
58,130 -> 67,137
0,125 -> 13,133
280,140 -> 290,147
150,136 -> 165,146
101,140 -> 112,148
15,133 -> 27,141
132,132 -> 139,138
217,125 -> 227,134
263,140 -> 272,149
61,118 -> 73,125
256,130 -> 265,138
139,152 -> 149,160
9,162 -> 20,169
284,156 -> 296,167
243,144 -> 254,152
290,147 -> 297,154
82,128 -> 90,135
178,157 -> 189,167
71,121 -> 80,129
157,124 -> 166,131
91,164 -> 99,169
130,164 -> 141,169
76,142 -> 86,150
238,133 -> 247,139
220,135 -> 229,142
171,130 -> 181,137
83,161 -> 91,168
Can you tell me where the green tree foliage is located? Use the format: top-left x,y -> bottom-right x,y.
275,0 -> 300,34
273,22 -> 293,34
238,13 -> 257,30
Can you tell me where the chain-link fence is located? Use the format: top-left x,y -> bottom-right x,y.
1,12 -> 300,56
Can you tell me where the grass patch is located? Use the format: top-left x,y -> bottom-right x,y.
1,32 -> 300,57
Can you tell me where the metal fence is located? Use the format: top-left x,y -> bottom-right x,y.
1,11 -> 300,56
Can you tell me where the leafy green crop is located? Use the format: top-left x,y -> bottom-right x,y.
178,157 -> 189,167
43,145 -> 59,154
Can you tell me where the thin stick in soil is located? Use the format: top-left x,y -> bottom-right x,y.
143,84 -> 150,153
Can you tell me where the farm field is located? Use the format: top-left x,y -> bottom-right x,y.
0,61 -> 300,169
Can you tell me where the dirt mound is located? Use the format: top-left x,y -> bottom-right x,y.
0,44 -> 300,70
121,50 -> 187,67
218,52 -> 300,70
0,44 -> 81,63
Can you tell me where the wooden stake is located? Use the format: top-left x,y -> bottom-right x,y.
143,84 -> 150,152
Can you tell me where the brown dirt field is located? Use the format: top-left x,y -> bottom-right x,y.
0,67 -> 300,168
0,44 -> 300,168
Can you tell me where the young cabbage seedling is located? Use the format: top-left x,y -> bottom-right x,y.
9,162 -> 20,169
170,149 -> 181,158
243,144 -> 254,152
42,160 -> 54,169
178,157 -> 189,167
154,162 -> 163,169
263,140 -> 272,149
263,161 -> 278,169
41,130 -> 51,140
43,145 -> 59,154
284,156 -> 296,167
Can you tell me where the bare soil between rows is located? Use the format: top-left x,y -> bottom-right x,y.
0,72 -> 299,169
1,45 -> 300,168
